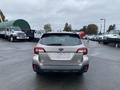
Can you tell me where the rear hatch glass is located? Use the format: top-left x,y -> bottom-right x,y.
39,33 -> 81,46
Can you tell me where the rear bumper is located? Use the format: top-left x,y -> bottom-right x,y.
38,65 -> 83,71
33,55 -> 89,72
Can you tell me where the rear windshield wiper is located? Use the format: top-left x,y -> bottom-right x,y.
46,43 -> 64,46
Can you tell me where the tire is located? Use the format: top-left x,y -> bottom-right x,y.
36,70 -> 44,75
9,36 -> 14,42
33,64 -> 44,75
76,64 -> 89,75
103,42 -> 108,45
76,70 -> 84,75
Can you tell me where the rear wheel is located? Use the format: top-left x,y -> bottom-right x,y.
9,36 -> 14,42
103,42 -> 108,45
76,71 -> 84,75
33,64 -> 43,75
36,70 -> 44,75
77,64 -> 89,75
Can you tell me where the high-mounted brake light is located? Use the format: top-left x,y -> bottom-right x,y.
34,47 -> 45,54
76,48 -> 88,55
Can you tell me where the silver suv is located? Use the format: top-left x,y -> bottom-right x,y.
32,32 -> 89,75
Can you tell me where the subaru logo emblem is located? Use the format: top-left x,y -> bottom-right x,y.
58,48 -> 64,52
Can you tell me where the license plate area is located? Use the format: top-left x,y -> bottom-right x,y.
48,53 -> 74,61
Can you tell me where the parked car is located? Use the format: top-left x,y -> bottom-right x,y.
90,35 -> 98,41
103,30 -> 120,44
96,34 -> 104,43
87,35 -> 95,40
32,32 -> 89,75
33,30 -> 45,42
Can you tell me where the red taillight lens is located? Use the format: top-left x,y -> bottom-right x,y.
76,48 -> 88,55
34,47 -> 45,54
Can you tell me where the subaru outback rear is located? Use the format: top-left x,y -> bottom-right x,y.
32,32 -> 89,75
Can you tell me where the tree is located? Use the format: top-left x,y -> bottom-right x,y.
67,24 -> 72,32
86,24 -> 98,35
80,26 -> 87,32
44,24 -> 52,33
63,23 -> 72,32
107,24 -> 116,32
72,29 -> 80,32
98,31 -> 102,35
0,9 -> 5,22
113,24 -> 116,30
63,23 -> 68,31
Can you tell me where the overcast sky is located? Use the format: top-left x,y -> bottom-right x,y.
0,0 -> 120,32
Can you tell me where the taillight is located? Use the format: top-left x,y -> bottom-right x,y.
34,47 -> 45,54
76,48 -> 88,55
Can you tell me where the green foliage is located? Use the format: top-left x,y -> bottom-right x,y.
44,24 -> 52,33
0,9 -> 5,22
107,24 -> 116,32
86,24 -> 98,35
72,29 -> 80,32
80,26 -> 87,32
80,24 -> 98,35
98,31 -> 102,35
63,23 -> 72,32
63,23 -> 68,31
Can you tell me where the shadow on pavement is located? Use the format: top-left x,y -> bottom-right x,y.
33,73 -> 86,90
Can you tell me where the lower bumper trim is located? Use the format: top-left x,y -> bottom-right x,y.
39,65 -> 82,71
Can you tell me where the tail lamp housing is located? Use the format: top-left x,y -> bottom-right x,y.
34,47 -> 45,54
76,48 -> 88,55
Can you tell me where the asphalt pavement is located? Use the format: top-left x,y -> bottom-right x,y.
0,39 -> 120,90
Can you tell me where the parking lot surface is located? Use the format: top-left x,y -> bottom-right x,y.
0,39 -> 120,90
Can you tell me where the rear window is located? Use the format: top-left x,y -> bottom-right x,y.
39,33 -> 81,46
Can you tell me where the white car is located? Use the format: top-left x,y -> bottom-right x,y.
103,30 -> 120,44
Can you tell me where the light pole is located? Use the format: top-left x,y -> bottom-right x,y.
99,24 -> 102,34
100,18 -> 106,34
